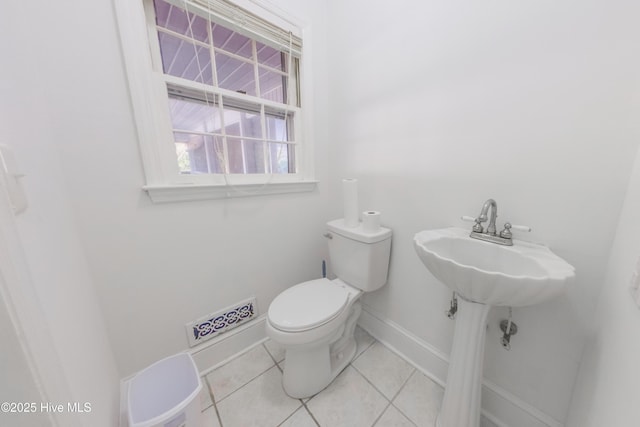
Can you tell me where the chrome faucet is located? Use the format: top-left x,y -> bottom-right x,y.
476,199 -> 498,235
464,199 -> 531,246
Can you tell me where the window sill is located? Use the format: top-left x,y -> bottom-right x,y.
143,180 -> 318,203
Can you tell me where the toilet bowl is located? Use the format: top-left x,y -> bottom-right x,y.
266,219 -> 392,398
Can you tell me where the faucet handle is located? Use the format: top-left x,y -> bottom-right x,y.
509,223 -> 531,232
461,215 -> 484,233
499,222 -> 531,239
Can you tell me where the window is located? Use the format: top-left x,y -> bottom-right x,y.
115,0 -> 316,201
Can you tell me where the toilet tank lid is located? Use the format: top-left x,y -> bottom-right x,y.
327,219 -> 392,244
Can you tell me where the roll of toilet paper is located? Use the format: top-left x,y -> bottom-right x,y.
362,211 -> 381,233
342,178 -> 359,228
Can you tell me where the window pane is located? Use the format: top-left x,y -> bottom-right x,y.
259,67 -> 286,103
223,107 -> 262,139
257,42 -> 284,70
227,138 -> 265,174
212,24 -> 253,58
265,111 -> 291,142
215,53 -> 256,96
154,0 -> 208,43
158,32 -> 213,85
174,133 -> 225,174
168,96 -> 221,133
268,143 -> 294,174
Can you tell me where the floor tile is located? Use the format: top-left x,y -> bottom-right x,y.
480,415 -> 499,427
352,342 -> 415,399
264,339 -> 286,363
279,406 -> 318,427
374,405 -> 416,427
393,371 -> 443,427
199,378 -> 213,410
217,365 -> 302,427
354,326 -> 375,358
206,344 -> 275,402
201,405 -> 221,427
306,366 -> 388,427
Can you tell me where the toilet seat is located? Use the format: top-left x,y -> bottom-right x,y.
268,278 -> 350,332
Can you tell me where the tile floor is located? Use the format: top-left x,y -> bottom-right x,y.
197,327 -> 449,427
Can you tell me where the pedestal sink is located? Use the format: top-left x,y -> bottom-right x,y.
413,227 -> 574,427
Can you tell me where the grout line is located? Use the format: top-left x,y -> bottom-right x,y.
370,401 -> 392,427
354,339 -> 440,426
200,375 -> 215,411
275,402 -> 305,427
388,370 -> 421,427
350,362 -> 393,403
205,375 -> 215,402
389,402 -> 418,427
263,340 -> 317,425
197,335 -> 269,377
351,342 -> 420,427
205,328 -> 428,427
213,363 -> 278,405
352,333 -> 376,363
350,341 -> 417,403
352,339 -> 419,401
214,400 -> 224,427
300,398 -> 321,426
263,341 -> 284,367
389,366 -> 417,403
204,376 -> 225,427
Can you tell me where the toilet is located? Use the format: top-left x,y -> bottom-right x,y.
266,218 -> 392,398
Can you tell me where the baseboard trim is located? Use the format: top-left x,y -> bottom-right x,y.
357,304 -> 563,427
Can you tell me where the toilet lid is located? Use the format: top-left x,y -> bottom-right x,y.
268,278 -> 350,332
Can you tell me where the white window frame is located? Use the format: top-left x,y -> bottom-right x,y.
114,0 -> 317,202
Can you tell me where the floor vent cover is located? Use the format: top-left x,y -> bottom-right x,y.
186,297 -> 256,347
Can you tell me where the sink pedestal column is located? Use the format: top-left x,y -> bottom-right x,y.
436,298 -> 491,427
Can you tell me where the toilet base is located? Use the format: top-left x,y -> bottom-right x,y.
281,302 -> 361,398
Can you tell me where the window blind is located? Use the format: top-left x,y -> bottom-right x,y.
164,0 -> 303,57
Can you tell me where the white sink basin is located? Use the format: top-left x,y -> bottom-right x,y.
414,227 -> 574,307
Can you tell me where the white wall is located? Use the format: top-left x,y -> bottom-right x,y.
0,292 -> 50,427
326,0 -> 640,424
565,145 -> 640,426
0,1 -> 121,424
14,0 -> 330,376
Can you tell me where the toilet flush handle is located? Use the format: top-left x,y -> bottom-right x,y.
323,233 -> 333,239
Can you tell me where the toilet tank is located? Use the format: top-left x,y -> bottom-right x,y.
326,219 -> 392,292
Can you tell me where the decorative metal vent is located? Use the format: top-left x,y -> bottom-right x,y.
186,297 -> 256,347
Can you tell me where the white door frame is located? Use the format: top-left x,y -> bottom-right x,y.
0,167 -> 79,427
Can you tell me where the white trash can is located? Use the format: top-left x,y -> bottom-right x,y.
128,353 -> 202,427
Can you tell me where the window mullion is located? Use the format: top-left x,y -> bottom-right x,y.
206,14 -> 229,173
252,40 -> 261,100
203,136 -> 213,173
218,95 -> 230,174
260,104 -> 269,173
252,39 -> 268,174
212,47 -> 256,65
206,11 -> 218,86
163,74 -> 301,112
239,112 -> 247,174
